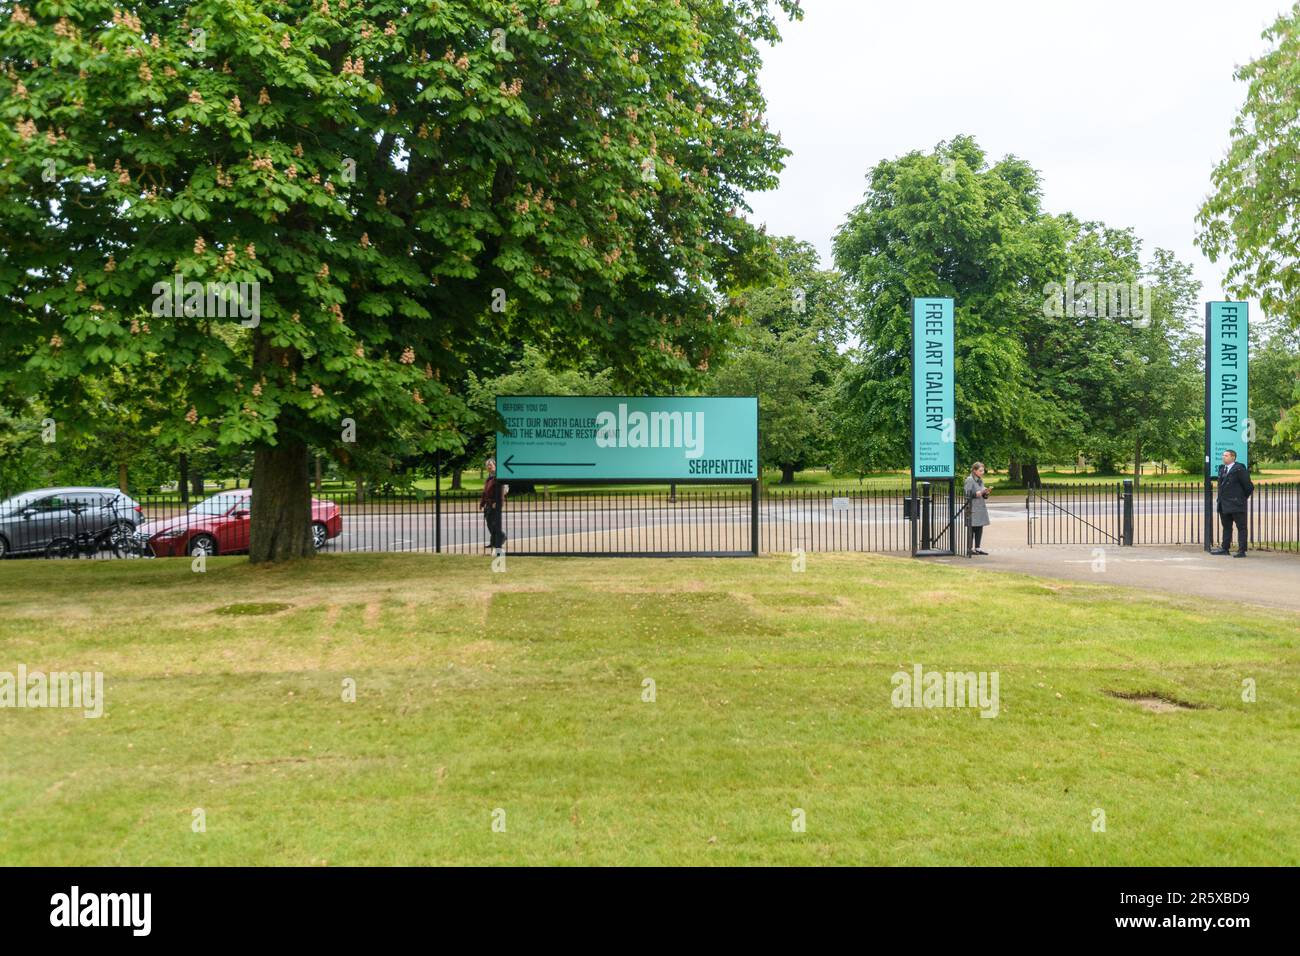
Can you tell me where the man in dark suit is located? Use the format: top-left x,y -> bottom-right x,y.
1210,449 -> 1253,557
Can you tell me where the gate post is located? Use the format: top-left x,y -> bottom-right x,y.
949,479 -> 958,556
435,449 -> 442,554
919,481 -> 933,551
750,480 -> 759,556
1121,479 -> 1134,546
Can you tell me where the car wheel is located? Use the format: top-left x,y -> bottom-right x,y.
45,537 -> 78,560
311,521 -> 328,550
109,521 -> 134,549
189,534 -> 217,558
0,536 -> 8,559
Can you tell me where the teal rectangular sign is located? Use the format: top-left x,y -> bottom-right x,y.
1206,302 -> 1249,469
912,298 -> 955,479
496,396 -> 759,481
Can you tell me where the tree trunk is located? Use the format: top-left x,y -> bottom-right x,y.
249,434 -> 314,563
117,462 -> 129,494
179,453 -> 189,504
451,467 -> 463,491
355,477 -> 365,505
780,463 -> 796,484
1132,438 -> 1143,492
1009,459 -> 1023,485
1022,462 -> 1042,489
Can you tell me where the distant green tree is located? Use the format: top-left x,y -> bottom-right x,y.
1250,326 -> 1300,459
711,237 -> 851,481
0,401 -> 56,498
831,135 -> 1065,482
1062,236 -> 1203,487
463,346 -> 616,487
708,326 -> 826,482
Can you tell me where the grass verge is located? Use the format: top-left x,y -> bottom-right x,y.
1,552 -> 1296,865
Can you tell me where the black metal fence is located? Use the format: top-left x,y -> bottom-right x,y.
0,485 -> 924,560
4,480 -> 1296,560
1027,480 -> 1300,552
1249,482 -> 1300,554
761,488 -> 919,554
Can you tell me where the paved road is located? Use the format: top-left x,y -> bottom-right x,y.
926,543 -> 1300,614
320,494 -> 1297,554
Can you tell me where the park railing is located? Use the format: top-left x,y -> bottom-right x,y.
7,485 -> 919,560
10,479 -> 1297,560
1249,481 -> 1300,554
1132,480 -> 1204,546
1028,478 -> 1300,551
760,487 -> 915,554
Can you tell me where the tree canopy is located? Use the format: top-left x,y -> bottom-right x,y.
1197,2 -> 1300,458
0,0 -> 800,558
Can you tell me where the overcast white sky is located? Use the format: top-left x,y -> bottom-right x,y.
746,0 -> 1288,319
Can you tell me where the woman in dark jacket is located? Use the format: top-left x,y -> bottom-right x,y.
479,458 -> 508,554
963,462 -> 991,555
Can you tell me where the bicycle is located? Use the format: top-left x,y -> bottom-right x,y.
44,499 -> 131,559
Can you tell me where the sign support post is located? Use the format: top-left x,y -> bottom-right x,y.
1203,302 -> 1249,552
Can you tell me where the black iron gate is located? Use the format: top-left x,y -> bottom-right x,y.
1027,481 -> 1134,547
1028,479 -> 1300,551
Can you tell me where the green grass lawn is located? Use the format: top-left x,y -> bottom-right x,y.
1,552 -> 1296,866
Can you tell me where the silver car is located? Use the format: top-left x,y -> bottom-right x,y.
0,487 -> 143,558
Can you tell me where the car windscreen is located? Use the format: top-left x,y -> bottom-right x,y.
189,496 -> 240,516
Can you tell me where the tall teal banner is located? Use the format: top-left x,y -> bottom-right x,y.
911,298 -> 955,479
1205,302 -> 1249,469
496,396 -> 759,481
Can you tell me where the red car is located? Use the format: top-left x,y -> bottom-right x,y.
133,489 -> 342,557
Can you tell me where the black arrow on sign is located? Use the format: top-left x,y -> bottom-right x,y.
502,454 -> 596,474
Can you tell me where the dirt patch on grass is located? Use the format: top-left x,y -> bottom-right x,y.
213,602 -> 294,616
750,592 -> 840,609
915,590 -> 962,602
1106,690 -> 1205,713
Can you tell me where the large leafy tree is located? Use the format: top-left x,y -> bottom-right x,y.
1197,1 -> 1300,321
1197,2 -> 1300,454
0,0 -> 797,560
831,135 -> 1065,480
832,136 -> 1204,485
1250,324 -> 1300,457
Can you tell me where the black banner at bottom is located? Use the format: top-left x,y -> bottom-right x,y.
0,866 -> 1290,941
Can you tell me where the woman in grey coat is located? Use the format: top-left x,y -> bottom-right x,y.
964,462 -> 991,555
